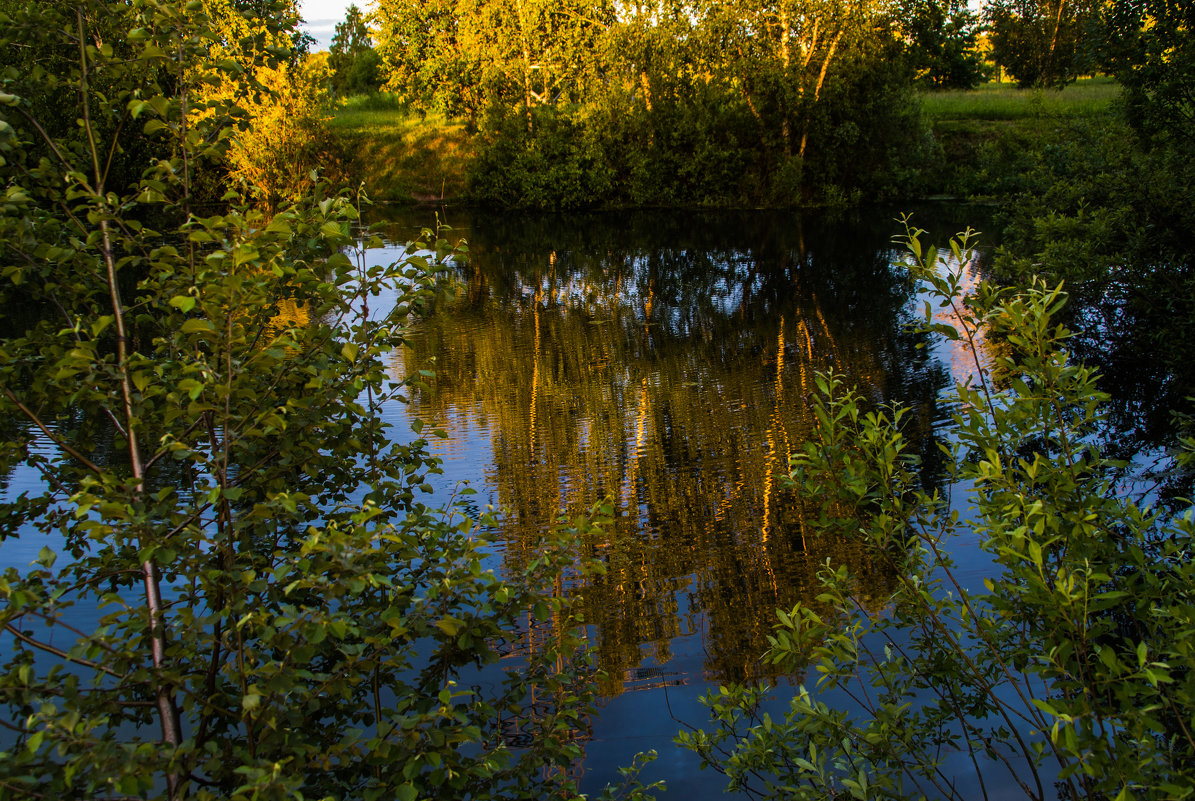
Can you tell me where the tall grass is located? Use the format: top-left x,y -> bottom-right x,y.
329,94 -> 475,203
920,76 -> 1121,120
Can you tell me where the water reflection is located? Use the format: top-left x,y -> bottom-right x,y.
379,209 -> 952,689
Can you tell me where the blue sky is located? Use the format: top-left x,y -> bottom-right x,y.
299,0 -> 358,51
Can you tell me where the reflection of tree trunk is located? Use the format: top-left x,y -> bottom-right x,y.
811,291 -> 836,352
623,376 -> 651,512
795,315 -> 813,552
530,288 -> 541,456
798,29 -> 843,160
762,317 -> 787,543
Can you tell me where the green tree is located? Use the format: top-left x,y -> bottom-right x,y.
1101,0 -> 1195,147
373,0 -> 472,114
466,0 -> 928,208
693,0 -> 866,160
985,0 -> 1097,87
329,3 -> 383,95
373,0 -> 613,124
202,0 -> 309,67
0,1 -> 615,798
224,55 -> 353,212
899,0 -> 988,88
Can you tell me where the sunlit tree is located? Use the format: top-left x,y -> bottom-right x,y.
898,0 -> 988,88
984,0 -> 1097,87
329,3 -> 382,95
373,0 -> 614,124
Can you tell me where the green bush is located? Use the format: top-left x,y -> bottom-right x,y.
467,107 -> 616,210
467,61 -> 927,211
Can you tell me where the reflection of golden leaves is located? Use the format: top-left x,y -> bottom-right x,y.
401,264 -> 910,691
268,298 -> 310,332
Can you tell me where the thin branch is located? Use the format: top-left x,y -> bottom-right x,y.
3,623 -> 124,678
101,106 -> 130,192
1,385 -> 104,474
8,105 -> 76,176
0,780 -> 49,799
77,9 -> 104,195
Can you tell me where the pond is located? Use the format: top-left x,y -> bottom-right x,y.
363,204 -> 1002,797
1,199 -> 1184,797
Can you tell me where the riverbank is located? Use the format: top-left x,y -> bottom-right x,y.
919,76 -> 1122,200
330,78 -> 1122,207
328,94 -> 475,204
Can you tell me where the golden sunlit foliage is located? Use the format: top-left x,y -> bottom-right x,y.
371,0 -> 928,207
225,55 -> 351,211
188,0 -> 348,210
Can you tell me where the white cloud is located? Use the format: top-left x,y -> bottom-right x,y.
298,0 -> 363,51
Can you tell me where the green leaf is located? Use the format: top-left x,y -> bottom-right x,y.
435,618 -> 463,637
180,318 -> 213,334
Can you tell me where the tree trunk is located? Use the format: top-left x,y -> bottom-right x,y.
1045,0 -> 1068,84
79,10 -> 182,796
780,2 -> 792,156
516,0 -> 534,131
798,29 -> 843,160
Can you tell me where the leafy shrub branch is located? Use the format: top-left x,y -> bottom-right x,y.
0,2 -> 618,798
678,223 -> 1195,799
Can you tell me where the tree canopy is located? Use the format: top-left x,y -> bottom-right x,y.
985,0 -> 1097,87
329,3 -> 382,95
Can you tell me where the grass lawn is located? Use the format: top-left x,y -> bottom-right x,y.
919,76 -> 1121,121
329,94 -> 475,204
915,77 -> 1123,199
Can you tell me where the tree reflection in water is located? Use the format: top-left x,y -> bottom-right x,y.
378,208 -> 954,693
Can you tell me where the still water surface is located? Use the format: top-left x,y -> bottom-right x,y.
0,204 -> 1000,795
365,206 -> 998,796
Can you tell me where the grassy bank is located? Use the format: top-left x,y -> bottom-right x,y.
329,94 -> 475,204
920,76 -> 1120,120
327,79 -> 1123,206
917,77 -> 1122,199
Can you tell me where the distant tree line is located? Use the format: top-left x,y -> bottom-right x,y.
331,0 -> 1115,105
316,0 -> 1179,208
328,0 -> 1191,101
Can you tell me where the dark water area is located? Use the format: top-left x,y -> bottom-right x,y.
13,199 -> 1181,797
4,199 -> 1179,796
364,204 -> 1004,795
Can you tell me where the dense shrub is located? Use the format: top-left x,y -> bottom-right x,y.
466,54 -> 928,211
467,107 -> 616,209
